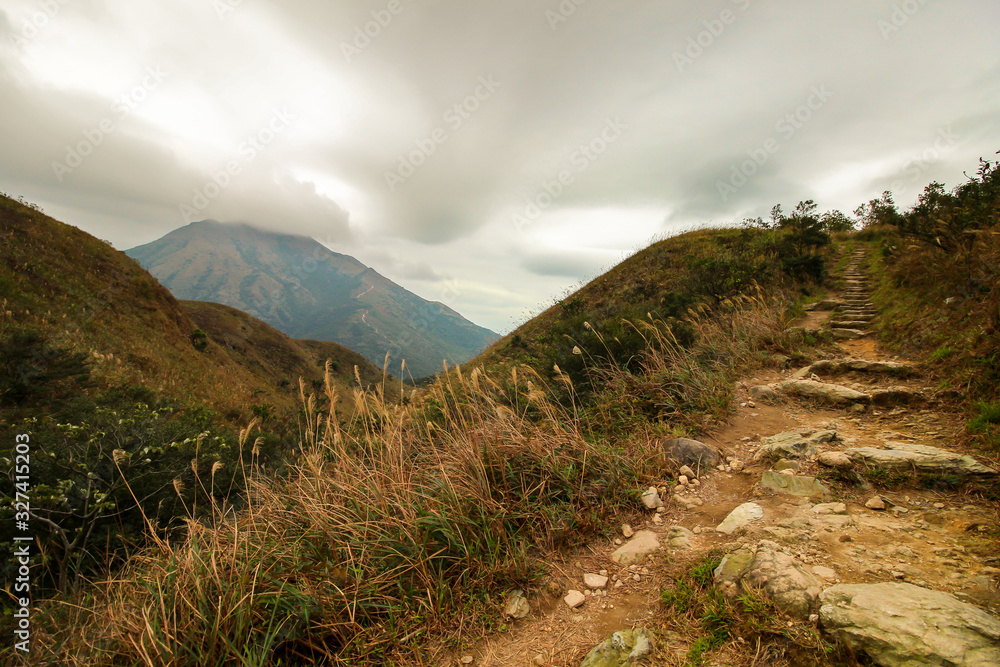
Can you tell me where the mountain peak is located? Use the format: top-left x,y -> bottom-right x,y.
127,224 -> 496,378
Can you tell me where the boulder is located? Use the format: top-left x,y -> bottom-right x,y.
779,380 -> 870,405
750,384 -> 780,403
716,502 -> 764,535
846,442 -> 997,477
611,530 -> 660,565
741,541 -> 824,619
820,583 -> 1000,667
753,429 -> 837,462
760,471 -> 831,500
662,437 -> 721,469
579,628 -> 654,667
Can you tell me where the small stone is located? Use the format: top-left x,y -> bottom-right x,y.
717,502 -> 765,535
865,496 -> 886,510
693,526 -> 702,534
584,573 -> 609,589
633,573 -> 641,582
678,475 -> 689,485
461,656 -> 474,665
679,465 -> 696,478
614,580 -> 624,588
532,654 -> 545,666
504,590 -> 530,619
691,478 -> 701,487
933,503 -> 945,509
614,538 -> 622,545
652,514 -> 663,525
564,590 -> 586,609
641,486 -> 664,510
622,523 -> 634,538
780,468 -> 797,476
730,459 -> 745,472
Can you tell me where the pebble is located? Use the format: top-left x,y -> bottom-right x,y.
622,524 -> 634,538
461,656 -> 474,664
563,590 -> 586,609
679,465 -> 696,478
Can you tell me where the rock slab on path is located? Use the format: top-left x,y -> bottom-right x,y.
846,442 -> 997,477
760,470 -> 831,500
716,502 -> 764,535
611,530 -> 660,565
579,628 -> 654,667
820,582 -> 1000,667
778,379 -> 870,405
753,429 -> 837,461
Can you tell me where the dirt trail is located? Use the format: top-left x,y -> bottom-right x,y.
450,250 -> 1000,667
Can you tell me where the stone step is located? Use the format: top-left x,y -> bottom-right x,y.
831,321 -> 872,328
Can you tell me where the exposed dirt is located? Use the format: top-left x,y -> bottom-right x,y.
442,258 -> 1000,667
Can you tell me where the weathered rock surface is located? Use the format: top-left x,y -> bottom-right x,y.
753,429 -> 837,461
739,541 -> 824,619
749,384 -> 780,403
662,437 -> 721,469
760,470 -> 831,499
579,628 -> 654,667
505,590 -> 530,618
564,590 -> 586,609
820,583 -> 1000,667
584,573 -> 609,590
832,328 -> 869,340
846,442 -> 997,477
611,530 -> 660,565
817,450 -> 853,468
666,526 -> 694,551
640,486 -> 664,509
779,379 -> 870,405
713,549 -> 754,587
716,502 -> 764,535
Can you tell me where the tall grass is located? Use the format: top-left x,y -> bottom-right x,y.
14,292 -> 800,665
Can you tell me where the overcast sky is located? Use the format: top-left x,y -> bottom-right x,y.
2,1 -> 998,333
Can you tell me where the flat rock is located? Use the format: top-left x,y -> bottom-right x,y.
820,583 -> 1000,667
579,628 -> 654,667
865,496 -> 886,510
611,530 -> 660,565
564,590 -> 586,609
753,429 -> 837,462
760,471 -> 831,500
846,442 -> 997,477
832,328 -> 869,340
584,573 -> 609,590
817,451 -> 853,468
742,541 -> 824,619
753,431 -> 837,461
716,502 -> 764,535
662,437 -> 721,469
666,526 -> 694,551
779,380 -> 870,405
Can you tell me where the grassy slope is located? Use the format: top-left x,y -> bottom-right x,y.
0,195 -> 387,421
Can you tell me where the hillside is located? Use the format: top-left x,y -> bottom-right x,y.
0,196 -> 386,420
127,220 -> 498,379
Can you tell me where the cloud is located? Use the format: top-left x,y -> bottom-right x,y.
1,0 -> 999,330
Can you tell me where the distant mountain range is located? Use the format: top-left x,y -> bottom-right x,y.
126,221 -> 497,378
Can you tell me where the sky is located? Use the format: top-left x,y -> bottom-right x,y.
1,0 -> 998,334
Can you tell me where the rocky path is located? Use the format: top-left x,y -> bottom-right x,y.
453,250 -> 1000,667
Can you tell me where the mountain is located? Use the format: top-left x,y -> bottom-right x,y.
0,195 -> 388,420
126,220 -> 498,378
